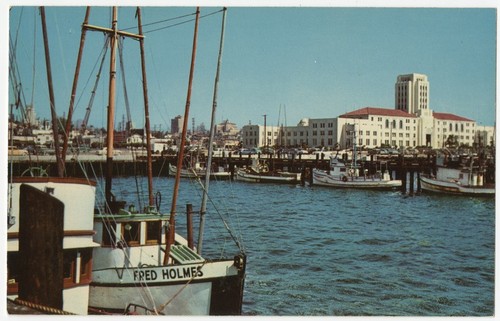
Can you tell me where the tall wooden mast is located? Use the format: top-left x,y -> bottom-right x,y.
104,7 -> 118,206
40,7 -> 64,178
137,7 -> 154,207
198,7 -> 227,254
165,7 -> 200,263
61,7 -> 91,163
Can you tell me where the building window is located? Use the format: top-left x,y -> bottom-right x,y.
366,131 -> 370,136
399,120 -> 403,129
385,119 -> 389,128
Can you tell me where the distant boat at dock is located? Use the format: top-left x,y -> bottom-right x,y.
168,162 -> 231,180
312,157 -> 401,189
236,159 -> 301,184
419,152 -> 495,197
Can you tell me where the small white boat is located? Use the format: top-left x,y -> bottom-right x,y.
420,153 -> 494,197
168,163 -> 231,180
312,157 -> 401,189
236,159 -> 301,184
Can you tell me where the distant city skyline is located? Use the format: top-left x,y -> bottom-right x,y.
5,3 -> 497,134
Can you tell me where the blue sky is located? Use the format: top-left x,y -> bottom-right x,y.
5,3 -> 497,131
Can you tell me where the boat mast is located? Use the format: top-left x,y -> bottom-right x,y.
78,7 -> 144,210
40,7 -> 64,177
198,7 -> 227,255
136,7 -> 154,207
61,7 -> 91,163
165,7 -> 200,263
104,7 -> 118,206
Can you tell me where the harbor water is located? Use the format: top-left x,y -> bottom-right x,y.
107,176 -> 495,316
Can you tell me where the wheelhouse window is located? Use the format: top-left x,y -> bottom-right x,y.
102,222 -> 117,246
123,222 -> 140,246
146,221 -> 162,245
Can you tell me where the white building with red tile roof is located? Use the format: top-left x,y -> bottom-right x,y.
241,74 -> 494,150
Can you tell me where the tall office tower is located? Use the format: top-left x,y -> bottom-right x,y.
395,73 -> 429,114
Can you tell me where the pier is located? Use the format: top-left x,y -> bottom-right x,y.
8,150 -> 442,195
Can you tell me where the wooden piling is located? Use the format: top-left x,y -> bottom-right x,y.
409,170 -> 415,195
186,203 -> 194,249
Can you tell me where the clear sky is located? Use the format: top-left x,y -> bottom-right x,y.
4,1 -> 498,132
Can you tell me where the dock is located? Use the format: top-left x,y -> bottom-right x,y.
8,150 -> 441,194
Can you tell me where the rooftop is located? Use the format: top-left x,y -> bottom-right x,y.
340,107 -> 417,118
432,112 -> 473,122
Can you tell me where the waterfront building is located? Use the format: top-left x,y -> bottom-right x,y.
240,73 -> 494,150
395,73 -> 429,114
241,124 -> 282,148
171,115 -> 184,134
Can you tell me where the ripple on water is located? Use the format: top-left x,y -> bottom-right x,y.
359,253 -> 392,262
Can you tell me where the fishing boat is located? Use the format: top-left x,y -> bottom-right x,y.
7,8 -> 98,315
236,158 -> 301,184
312,124 -> 401,189
82,7 -> 246,315
168,162 -> 231,179
312,157 -> 401,189
7,177 -> 99,315
419,152 -> 495,196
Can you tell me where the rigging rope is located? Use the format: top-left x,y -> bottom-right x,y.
143,9 -> 224,34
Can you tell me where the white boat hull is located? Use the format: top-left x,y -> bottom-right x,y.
236,169 -> 300,184
420,175 -> 495,196
89,259 -> 245,315
312,169 -> 401,189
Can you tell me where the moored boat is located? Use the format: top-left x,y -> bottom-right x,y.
419,152 -> 494,197
7,176 -> 98,315
168,162 -> 231,180
236,159 -> 301,184
312,157 -> 401,189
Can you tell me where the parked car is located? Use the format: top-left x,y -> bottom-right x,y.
239,148 -> 261,155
